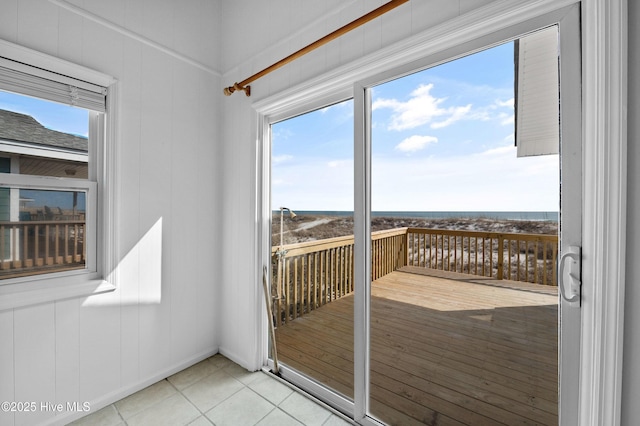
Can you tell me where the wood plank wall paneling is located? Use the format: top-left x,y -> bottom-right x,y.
1,0 -> 222,423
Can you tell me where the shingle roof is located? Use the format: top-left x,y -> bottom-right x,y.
0,109 -> 87,152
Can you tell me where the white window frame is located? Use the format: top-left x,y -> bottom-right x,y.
0,39 -> 118,311
255,0 -> 627,424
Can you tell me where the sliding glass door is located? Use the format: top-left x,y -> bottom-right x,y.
264,6 -> 581,425
269,100 -> 356,407
366,31 -> 561,425
354,8 -> 581,425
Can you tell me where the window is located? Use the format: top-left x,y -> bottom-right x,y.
0,40 -> 116,310
0,91 -> 93,280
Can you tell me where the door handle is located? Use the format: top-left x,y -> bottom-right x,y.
559,245 -> 581,305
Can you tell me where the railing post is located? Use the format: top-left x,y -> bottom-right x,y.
403,229 -> 409,267
497,235 -> 504,280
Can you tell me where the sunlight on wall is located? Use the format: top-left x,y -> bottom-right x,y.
82,218 -> 163,307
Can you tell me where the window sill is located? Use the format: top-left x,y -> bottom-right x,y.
0,272 -> 115,311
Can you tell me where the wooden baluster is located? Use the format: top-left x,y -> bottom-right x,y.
284,258 -> 290,324
508,239 -> 512,280
525,241 -> 530,282
552,244 -> 558,286
350,244 -> 354,293
276,257 -> 282,327
64,224 -> 69,263
453,235 -> 457,272
293,257 -> 298,320
23,224 -> 29,268
497,236 -> 504,280
489,237 -> 493,278
322,251 -> 328,306
543,242 -> 548,285
34,225 -> 40,266
74,224 -> 79,262
11,225 -> 19,268
532,241 -> 538,283
45,224 -> 51,265
305,254 -> 311,314
54,224 -> 60,264
474,237 -> 478,276
337,247 -> 342,298
312,253 -> 318,310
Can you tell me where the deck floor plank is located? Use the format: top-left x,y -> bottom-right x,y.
275,268 -> 558,425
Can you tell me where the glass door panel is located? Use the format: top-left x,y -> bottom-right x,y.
368,31 -> 561,425
270,99 -> 355,400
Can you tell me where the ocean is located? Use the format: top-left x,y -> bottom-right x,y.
278,211 -> 558,222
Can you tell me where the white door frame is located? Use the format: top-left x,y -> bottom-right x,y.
255,1 -> 627,424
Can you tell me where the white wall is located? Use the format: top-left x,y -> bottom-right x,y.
218,0 -> 495,370
0,1 -> 221,425
622,0 -> 639,424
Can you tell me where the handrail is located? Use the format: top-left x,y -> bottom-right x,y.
405,228 -> 558,285
271,227 -> 407,256
271,227 -> 558,325
0,219 -> 86,278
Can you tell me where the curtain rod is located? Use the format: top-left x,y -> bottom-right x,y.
223,0 -> 410,97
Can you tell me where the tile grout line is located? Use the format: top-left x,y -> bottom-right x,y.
176,359 -> 251,424
164,377 -> 206,423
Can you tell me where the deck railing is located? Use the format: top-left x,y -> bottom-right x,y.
406,228 -> 559,286
0,220 -> 85,278
272,227 -> 558,325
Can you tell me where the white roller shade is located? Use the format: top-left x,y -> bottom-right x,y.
0,58 -> 106,112
515,26 -> 559,157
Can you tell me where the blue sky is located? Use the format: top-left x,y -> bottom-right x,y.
0,90 -> 89,137
0,90 -> 89,211
272,41 -> 560,212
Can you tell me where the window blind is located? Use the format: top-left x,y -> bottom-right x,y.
0,57 -> 106,112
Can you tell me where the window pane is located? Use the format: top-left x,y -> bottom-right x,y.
271,99 -> 355,400
0,188 -> 86,279
0,90 -> 89,280
368,36 -> 559,425
0,90 -> 89,179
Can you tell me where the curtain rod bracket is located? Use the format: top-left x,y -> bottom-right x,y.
223,83 -> 251,97
222,0 -> 409,97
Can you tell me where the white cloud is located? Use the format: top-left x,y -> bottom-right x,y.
328,159 -> 351,168
496,98 -> 514,108
431,104 -> 472,129
373,83 -> 472,131
395,135 -> 438,153
273,154 -> 293,164
498,112 -> 514,126
272,127 -> 294,141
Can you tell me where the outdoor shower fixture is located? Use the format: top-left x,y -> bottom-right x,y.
276,207 -> 296,299
264,207 -> 296,374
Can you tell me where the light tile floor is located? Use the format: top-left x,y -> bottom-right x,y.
69,355 -> 352,426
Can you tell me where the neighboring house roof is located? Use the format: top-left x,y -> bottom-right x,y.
0,109 -> 87,152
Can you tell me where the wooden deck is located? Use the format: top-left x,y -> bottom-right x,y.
275,267 -> 558,425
